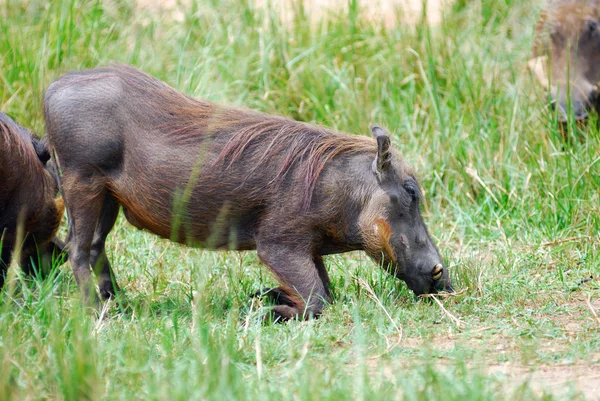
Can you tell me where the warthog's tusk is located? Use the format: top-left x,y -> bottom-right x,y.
432,264 -> 443,280
527,56 -> 549,89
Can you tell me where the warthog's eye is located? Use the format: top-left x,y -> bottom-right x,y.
403,177 -> 421,201
551,30 -> 564,46
584,18 -> 600,41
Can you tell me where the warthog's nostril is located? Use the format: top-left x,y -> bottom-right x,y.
432,263 -> 443,281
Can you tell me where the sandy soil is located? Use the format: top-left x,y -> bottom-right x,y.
136,0 -> 456,27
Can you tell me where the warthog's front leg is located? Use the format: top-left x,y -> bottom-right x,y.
251,287 -> 296,306
256,240 -> 331,321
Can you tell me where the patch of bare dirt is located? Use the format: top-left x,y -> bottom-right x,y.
368,336 -> 600,399
488,363 -> 600,400
364,348 -> 600,399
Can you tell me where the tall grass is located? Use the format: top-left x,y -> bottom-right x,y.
1,0 -> 598,400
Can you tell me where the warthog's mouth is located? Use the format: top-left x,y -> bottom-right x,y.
528,56 -> 600,123
551,100 -> 590,122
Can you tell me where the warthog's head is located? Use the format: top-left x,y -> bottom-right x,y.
360,127 -> 452,296
535,0 -> 600,122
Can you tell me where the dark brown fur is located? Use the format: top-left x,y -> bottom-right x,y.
0,113 -> 65,288
45,65 -> 451,320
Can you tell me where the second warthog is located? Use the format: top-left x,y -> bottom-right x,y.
44,65 -> 452,320
0,113 -> 65,289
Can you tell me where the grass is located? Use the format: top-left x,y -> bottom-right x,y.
1,0 -> 599,399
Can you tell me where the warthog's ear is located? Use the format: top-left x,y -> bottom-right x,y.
371,126 -> 392,180
532,9 -> 547,57
33,135 -> 51,165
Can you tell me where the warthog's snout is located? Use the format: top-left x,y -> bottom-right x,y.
432,263 -> 454,293
428,262 -> 453,294
405,260 -> 453,297
551,85 -> 600,123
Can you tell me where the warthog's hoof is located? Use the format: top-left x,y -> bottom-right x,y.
249,287 -> 296,307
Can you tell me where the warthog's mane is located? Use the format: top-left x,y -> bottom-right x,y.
209,110 -> 378,209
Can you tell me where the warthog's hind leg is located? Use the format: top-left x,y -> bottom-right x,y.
62,175 -> 105,309
90,194 -> 121,301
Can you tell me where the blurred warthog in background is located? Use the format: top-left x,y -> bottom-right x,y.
532,0 -> 600,122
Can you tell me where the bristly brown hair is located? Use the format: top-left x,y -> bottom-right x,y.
209,110 -> 377,210
0,113 -> 44,185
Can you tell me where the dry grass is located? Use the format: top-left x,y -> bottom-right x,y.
136,0 -> 456,26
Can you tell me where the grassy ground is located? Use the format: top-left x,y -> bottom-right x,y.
1,0 -> 599,399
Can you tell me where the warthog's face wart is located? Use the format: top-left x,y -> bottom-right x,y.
362,127 -> 453,296
537,1 -> 600,121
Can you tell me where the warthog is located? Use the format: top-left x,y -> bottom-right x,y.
0,113 -> 65,289
534,0 -> 600,121
44,65 -> 452,320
